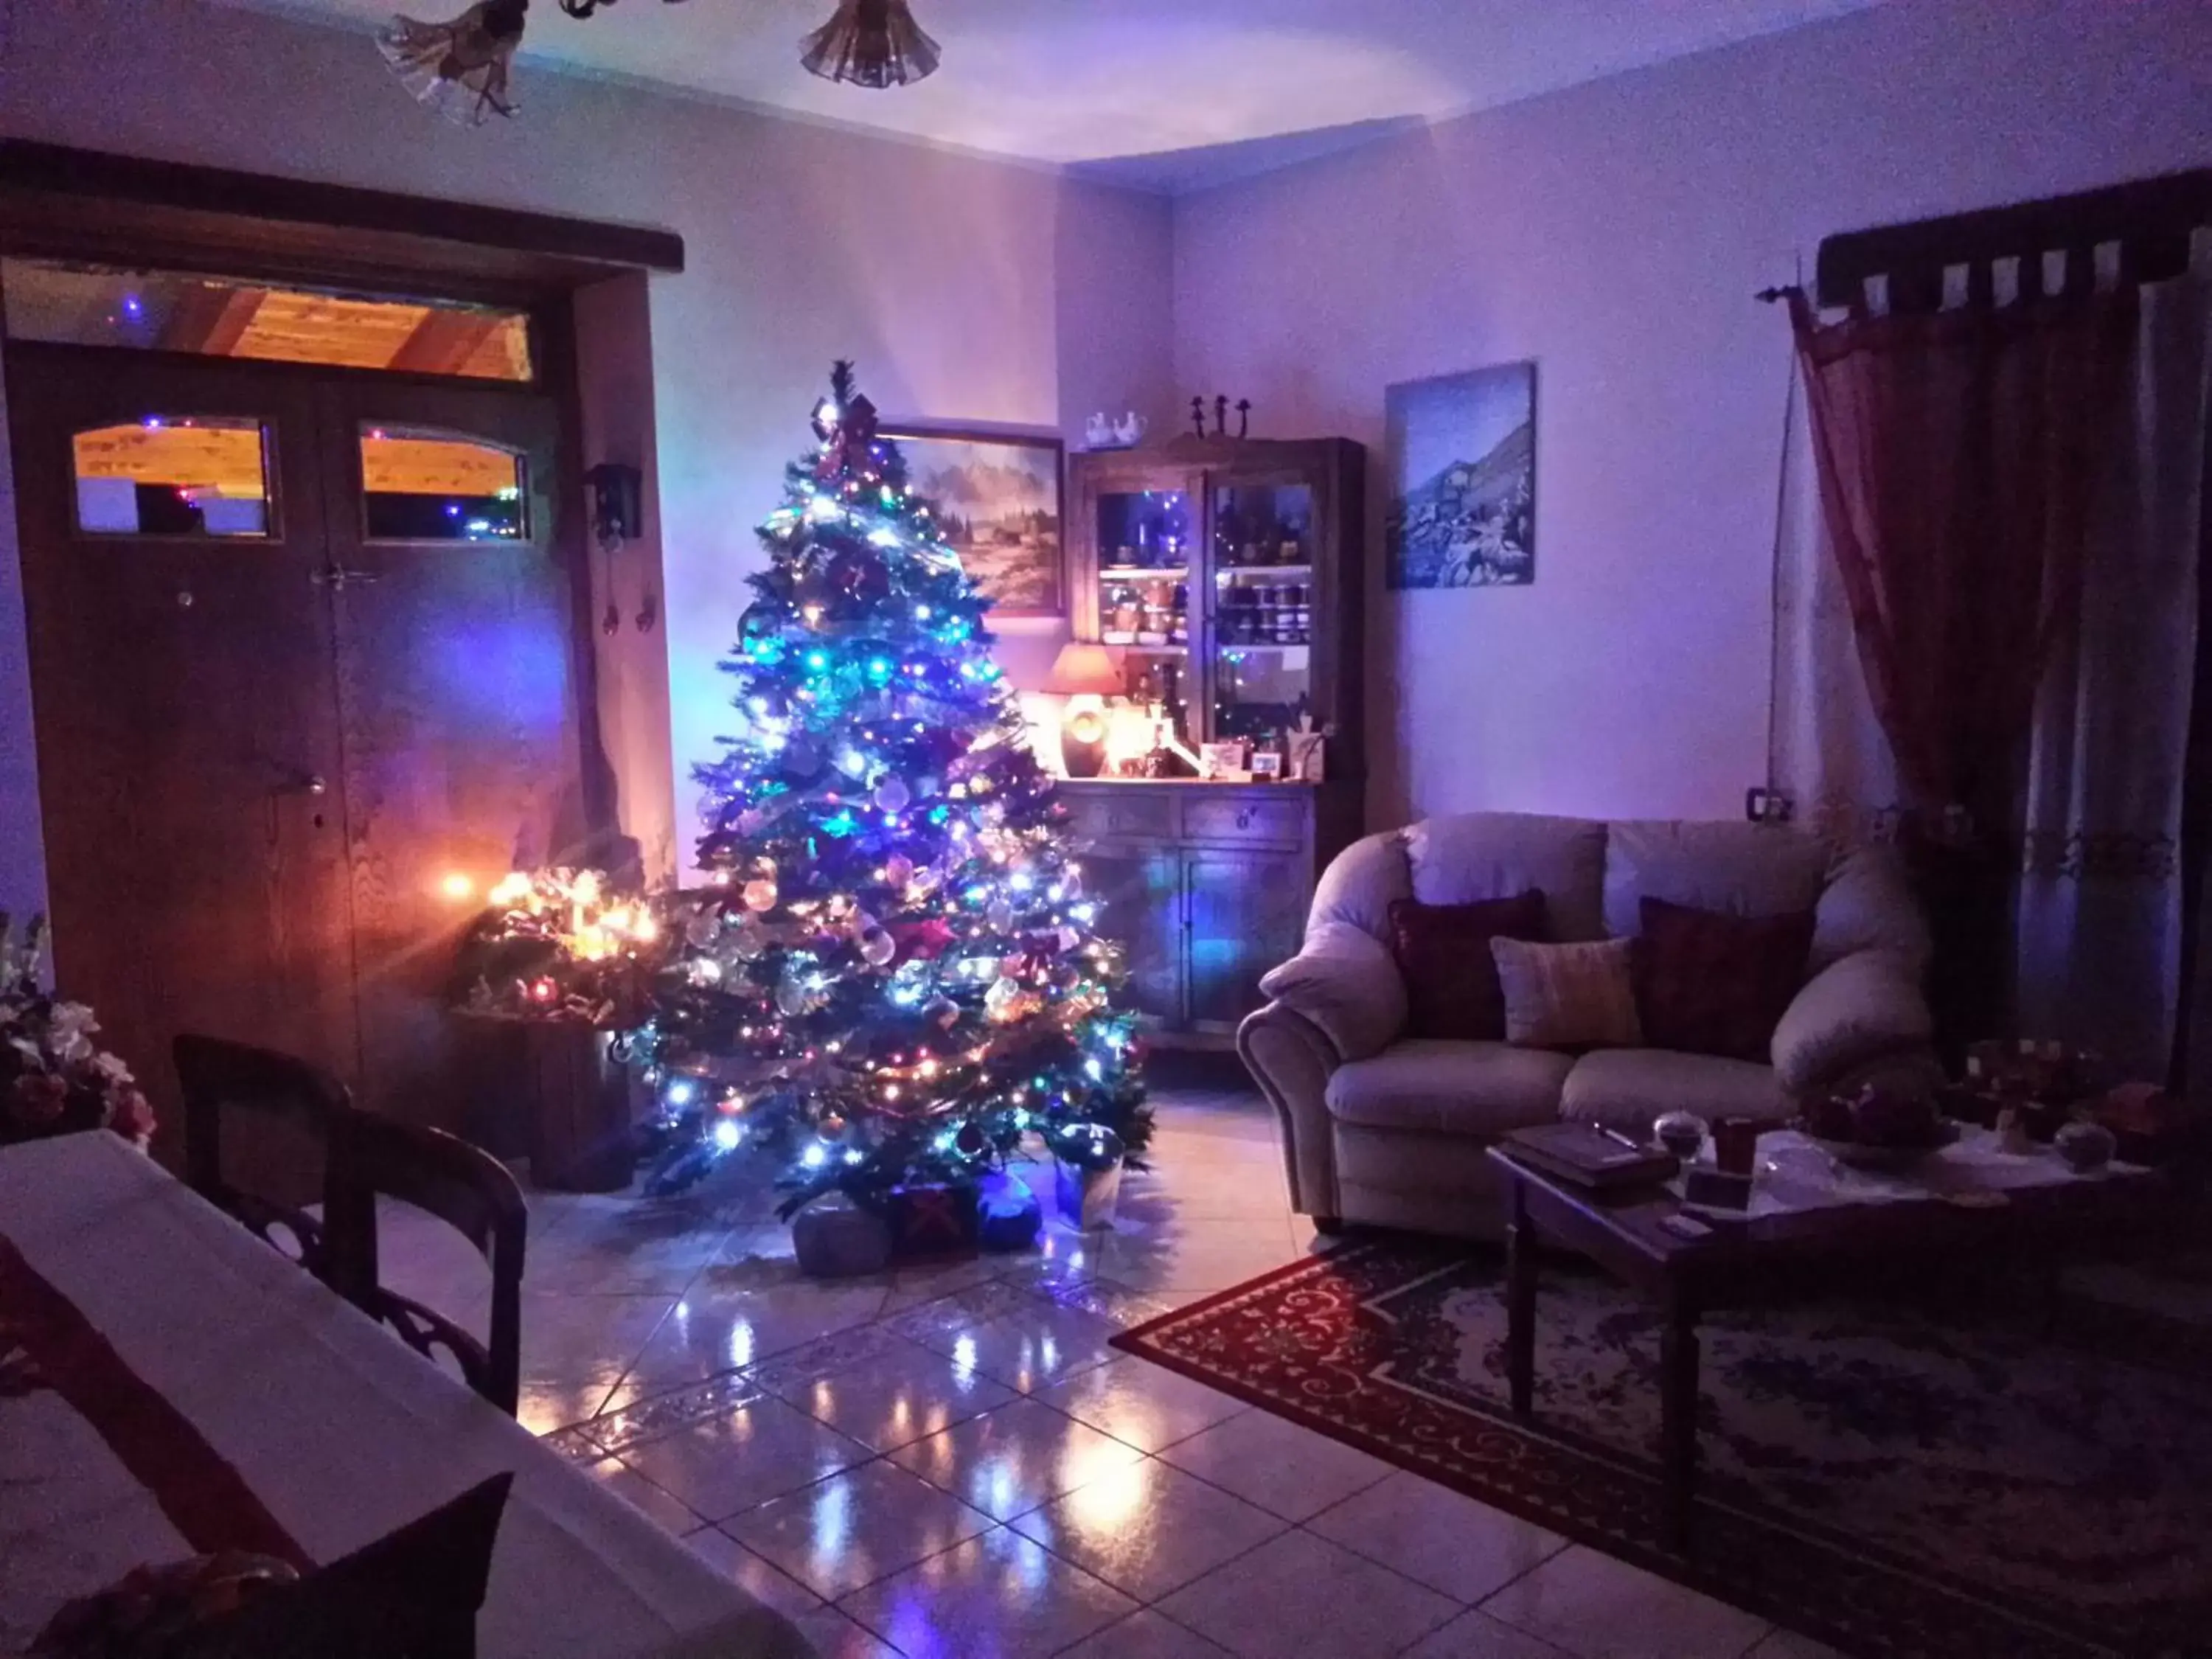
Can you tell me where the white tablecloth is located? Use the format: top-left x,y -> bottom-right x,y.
1672,1124 -> 2150,1220
0,1132 -> 810,1659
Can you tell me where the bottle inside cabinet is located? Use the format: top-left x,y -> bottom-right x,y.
1211,479 -> 1314,745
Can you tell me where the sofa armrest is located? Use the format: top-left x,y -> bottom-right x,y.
1771,951 -> 1935,1096
1256,923 -> 1406,1062
1237,1003 -> 1340,1219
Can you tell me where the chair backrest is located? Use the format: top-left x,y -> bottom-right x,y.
325,1108 -> 529,1416
173,1034 -> 352,1277
173,1472 -> 512,1659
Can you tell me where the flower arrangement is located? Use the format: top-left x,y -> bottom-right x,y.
453,869 -> 668,1026
1,914 -> 155,1149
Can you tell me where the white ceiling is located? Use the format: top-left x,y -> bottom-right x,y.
249,0 -> 1876,192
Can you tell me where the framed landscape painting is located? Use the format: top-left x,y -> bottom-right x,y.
882,425 -> 1065,618
1385,362 -> 1535,589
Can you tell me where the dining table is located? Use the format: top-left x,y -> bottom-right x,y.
0,1130 -> 813,1658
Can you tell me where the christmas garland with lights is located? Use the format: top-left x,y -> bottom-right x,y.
633,364 -> 1151,1214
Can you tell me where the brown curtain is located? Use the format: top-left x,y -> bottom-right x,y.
1787,285 -> 2136,1044
1787,287 -> 2134,832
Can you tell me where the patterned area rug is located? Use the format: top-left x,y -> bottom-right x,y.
1110,1238 -> 2212,1659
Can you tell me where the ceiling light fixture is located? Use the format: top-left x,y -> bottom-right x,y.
801,0 -> 941,90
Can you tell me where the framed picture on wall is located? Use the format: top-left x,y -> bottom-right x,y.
1384,362 -> 1535,589
880,425 -> 1066,618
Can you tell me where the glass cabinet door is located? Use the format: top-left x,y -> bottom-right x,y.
1092,482 -> 1196,752
1206,476 -> 1315,748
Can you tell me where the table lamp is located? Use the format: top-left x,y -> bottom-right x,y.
1045,641 -> 1124,778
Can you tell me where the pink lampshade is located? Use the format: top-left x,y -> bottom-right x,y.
1045,642 -> 1124,698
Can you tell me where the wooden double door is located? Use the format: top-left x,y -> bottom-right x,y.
6,344 -> 594,1164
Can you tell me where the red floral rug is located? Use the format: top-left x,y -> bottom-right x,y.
1111,1237 -> 2212,1659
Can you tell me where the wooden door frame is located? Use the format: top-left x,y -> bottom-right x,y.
0,142 -> 684,895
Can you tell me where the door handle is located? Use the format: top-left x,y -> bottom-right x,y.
311,566 -> 380,590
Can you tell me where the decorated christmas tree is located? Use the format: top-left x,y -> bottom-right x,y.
638,365 -> 1150,1214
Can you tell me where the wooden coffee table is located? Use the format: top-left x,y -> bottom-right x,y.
1486,1135 -> 2171,1554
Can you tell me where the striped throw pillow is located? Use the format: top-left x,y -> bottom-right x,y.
1489,937 -> 1643,1051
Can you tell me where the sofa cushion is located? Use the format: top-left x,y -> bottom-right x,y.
1635,896 -> 1815,1062
1491,937 -> 1642,1050
1325,1039 -> 1572,1136
1602,821 -> 1830,940
1559,1048 -> 1789,1135
1404,813 -> 1609,941
1388,891 -> 1547,1040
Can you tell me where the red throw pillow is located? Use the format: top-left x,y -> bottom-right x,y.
1388,890 -> 1549,1041
1635,894 -> 1816,1062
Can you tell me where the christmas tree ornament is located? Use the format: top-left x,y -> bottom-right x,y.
984,898 -> 1015,933
825,546 -> 891,605
742,877 -> 779,912
800,0 -> 942,88
922,996 -> 959,1029
378,0 -> 526,125
884,852 -> 916,889
872,776 -> 911,813
859,928 -> 897,967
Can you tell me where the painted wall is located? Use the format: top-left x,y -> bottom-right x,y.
0,0 -> 1172,909
1171,0 -> 2212,831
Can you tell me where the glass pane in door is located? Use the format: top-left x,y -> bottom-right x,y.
72,417 -> 272,537
1095,489 -> 1194,764
358,425 -> 526,541
4,260 -> 535,382
1211,481 -> 1312,746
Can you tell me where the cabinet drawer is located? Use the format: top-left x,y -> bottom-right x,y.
1180,793 -> 1308,848
1062,790 -> 1176,842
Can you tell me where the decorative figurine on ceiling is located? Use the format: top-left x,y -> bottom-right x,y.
380,0 -> 529,125
379,0 -> 690,124
801,0 -> 941,89
559,0 -> 691,15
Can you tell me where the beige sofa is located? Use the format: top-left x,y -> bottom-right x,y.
1237,813 -> 1940,1239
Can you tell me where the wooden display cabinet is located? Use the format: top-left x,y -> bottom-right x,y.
1063,437 -> 1366,1043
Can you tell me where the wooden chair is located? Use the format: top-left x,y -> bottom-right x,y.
173,1034 -> 351,1280
325,1107 -> 528,1417
173,1472 -> 512,1659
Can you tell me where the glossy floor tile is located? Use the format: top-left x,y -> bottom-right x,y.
1479,1547 -> 1771,1659
1152,1528 -> 1461,1659
1153,1402 -> 1397,1521
1304,1470 -> 1573,1601
720,1460 -> 994,1601
886,1395 -> 1145,1523
840,1526 -> 1138,1658
369,1077 -> 1798,1659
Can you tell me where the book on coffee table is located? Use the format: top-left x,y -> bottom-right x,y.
1501,1123 -> 1678,1190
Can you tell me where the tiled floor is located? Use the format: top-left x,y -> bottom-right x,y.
378,1070 -> 1840,1659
